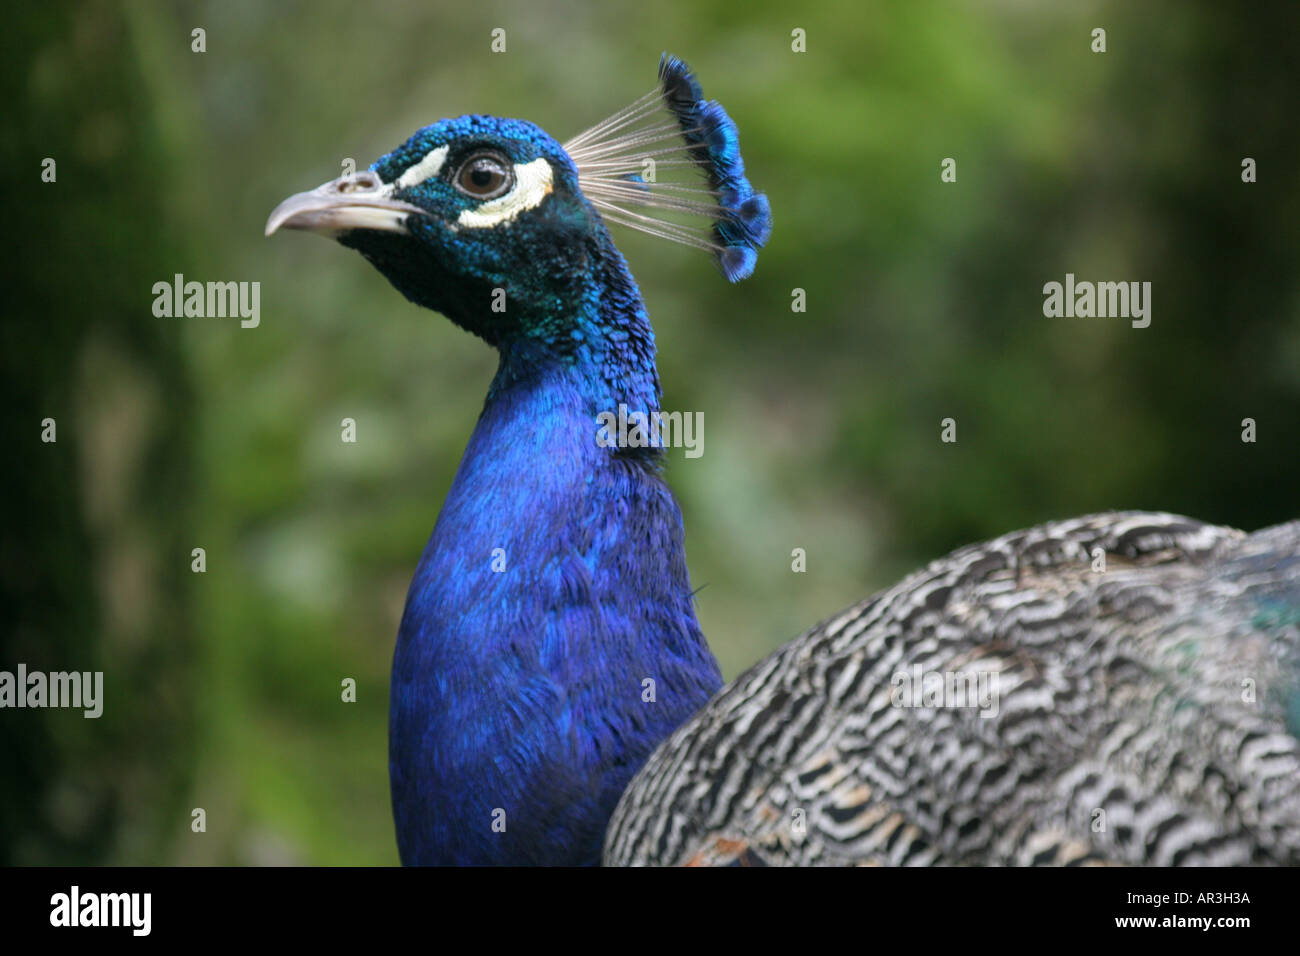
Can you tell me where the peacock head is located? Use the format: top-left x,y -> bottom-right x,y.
266,55 -> 772,349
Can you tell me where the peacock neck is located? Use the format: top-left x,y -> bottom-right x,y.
389,248 -> 722,865
486,233 -> 663,423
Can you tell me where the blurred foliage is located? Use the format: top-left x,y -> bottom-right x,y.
3,0 -> 1297,864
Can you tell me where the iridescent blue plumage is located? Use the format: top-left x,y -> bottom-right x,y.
390,326 -> 722,864
356,115 -> 730,864
266,55 -> 765,865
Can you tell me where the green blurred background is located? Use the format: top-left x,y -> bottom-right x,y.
3,0 -> 1297,864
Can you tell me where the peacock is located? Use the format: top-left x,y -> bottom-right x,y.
266,54 -> 1300,866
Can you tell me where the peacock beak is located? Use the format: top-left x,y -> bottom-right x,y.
265,171 -> 428,238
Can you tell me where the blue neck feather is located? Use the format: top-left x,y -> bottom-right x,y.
389,230 -> 722,865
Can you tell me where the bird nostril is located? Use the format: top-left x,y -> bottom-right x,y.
337,172 -> 380,193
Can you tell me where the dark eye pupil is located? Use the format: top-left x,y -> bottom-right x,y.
459,157 -> 508,196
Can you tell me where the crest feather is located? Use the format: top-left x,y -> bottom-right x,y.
564,53 -> 772,281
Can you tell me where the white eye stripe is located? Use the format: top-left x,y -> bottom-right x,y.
395,145 -> 450,189
456,158 -> 553,229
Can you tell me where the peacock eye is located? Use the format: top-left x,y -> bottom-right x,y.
454,153 -> 513,199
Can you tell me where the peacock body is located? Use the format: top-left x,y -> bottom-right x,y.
267,56 -> 1300,866
605,513 -> 1300,865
